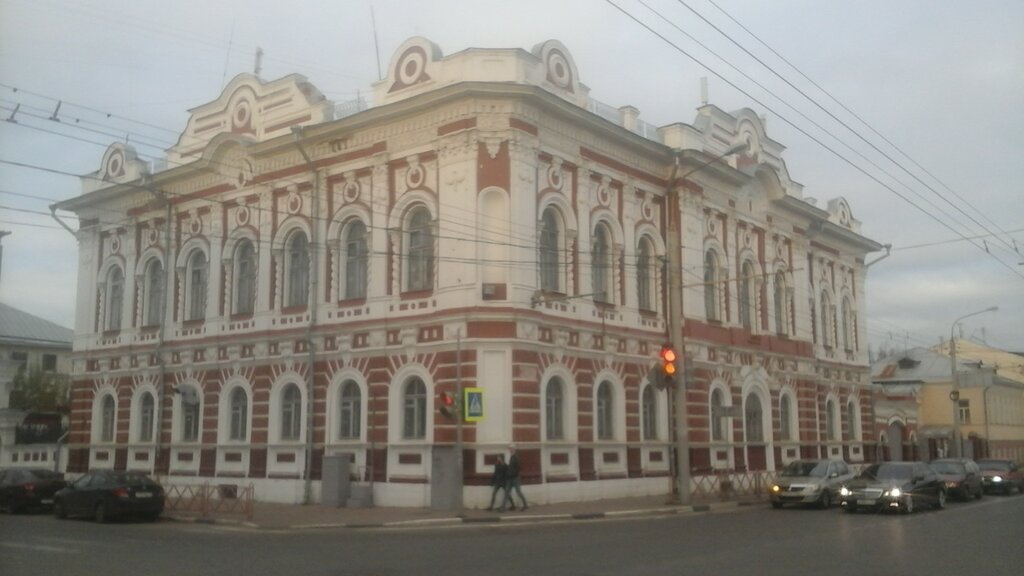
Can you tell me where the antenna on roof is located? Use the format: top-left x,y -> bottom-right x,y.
371,4 -> 383,81
254,47 -> 264,77
700,77 -> 708,106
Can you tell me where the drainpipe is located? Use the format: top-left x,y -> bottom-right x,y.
292,127 -> 319,505
143,178 -> 172,478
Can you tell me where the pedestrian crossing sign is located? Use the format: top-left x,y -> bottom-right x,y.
463,387 -> 484,422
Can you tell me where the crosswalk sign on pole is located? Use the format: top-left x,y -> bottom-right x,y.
463,387 -> 484,422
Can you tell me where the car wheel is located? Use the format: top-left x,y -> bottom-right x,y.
903,495 -> 914,514
144,511 -> 161,522
935,489 -> 946,510
818,491 -> 832,510
54,500 -> 67,520
94,502 -> 108,524
770,501 -> 783,509
843,505 -> 857,514
975,485 -> 984,500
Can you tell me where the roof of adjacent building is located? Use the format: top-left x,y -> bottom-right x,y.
0,302 -> 73,349
932,339 -> 1024,386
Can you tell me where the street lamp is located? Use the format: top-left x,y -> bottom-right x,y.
949,306 -> 998,458
665,142 -> 748,505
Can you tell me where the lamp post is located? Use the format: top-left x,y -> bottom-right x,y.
949,306 -> 997,458
665,142 -> 747,504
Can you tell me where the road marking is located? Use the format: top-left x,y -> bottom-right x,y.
1,541 -> 79,554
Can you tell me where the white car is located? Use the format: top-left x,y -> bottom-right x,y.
770,459 -> 855,509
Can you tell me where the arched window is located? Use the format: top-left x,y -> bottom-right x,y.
234,240 -> 257,315
739,260 -> 755,329
100,395 -> 116,442
187,250 -> 208,321
539,208 -> 561,292
642,385 -> 657,440
779,394 -> 793,441
545,377 -> 564,440
841,296 -> 854,351
704,250 -> 720,321
181,386 -> 200,443
144,258 -> 164,327
286,231 -> 310,308
403,378 -> 427,439
280,383 -> 302,441
710,389 -> 725,441
846,400 -> 859,440
106,266 -> 124,331
592,223 -> 612,303
774,271 -> 787,335
406,207 -> 433,291
596,381 -> 614,440
229,388 -> 248,441
744,393 -> 764,443
636,237 -> 654,311
825,398 -> 838,441
338,380 -> 361,439
343,220 -> 368,300
138,392 -> 154,442
820,291 -> 833,347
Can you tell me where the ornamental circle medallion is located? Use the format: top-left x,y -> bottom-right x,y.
641,197 -> 653,221
547,50 -> 572,88
287,190 -> 303,214
596,182 -> 611,207
110,235 -> 120,254
232,100 -> 251,129
147,228 -> 159,246
236,205 -> 250,227
106,150 -> 124,178
398,49 -> 426,85
706,217 -> 717,236
743,232 -> 752,248
547,165 -> 563,191
343,179 -> 361,203
188,215 -> 202,236
405,164 -> 425,189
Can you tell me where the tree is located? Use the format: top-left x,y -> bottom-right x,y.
9,365 -> 70,414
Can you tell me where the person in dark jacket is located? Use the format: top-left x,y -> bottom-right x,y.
500,444 -> 528,511
485,454 -> 508,511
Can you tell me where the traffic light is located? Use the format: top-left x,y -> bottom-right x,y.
438,391 -> 457,420
659,343 -> 678,388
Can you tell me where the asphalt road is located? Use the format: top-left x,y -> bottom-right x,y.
2,494 -> 1022,576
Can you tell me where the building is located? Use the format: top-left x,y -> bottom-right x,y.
872,345 -> 1024,462
0,302 -> 73,468
54,37 -> 883,506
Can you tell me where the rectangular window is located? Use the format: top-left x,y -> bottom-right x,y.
958,400 -> 971,425
12,351 -> 28,373
183,402 -> 200,442
42,354 -> 58,371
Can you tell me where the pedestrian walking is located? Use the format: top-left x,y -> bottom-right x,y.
500,444 -> 528,511
485,454 -> 508,511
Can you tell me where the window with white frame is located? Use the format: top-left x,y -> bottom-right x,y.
636,236 -> 654,311
744,393 -> 764,443
106,265 -> 124,331
186,249 -> 207,321
405,207 -> 433,291
958,400 -> 971,425
739,260 -> 755,329
774,271 -> 788,335
642,385 -> 657,440
286,230 -> 310,308
545,377 -> 564,440
596,380 -> 614,440
338,380 -> 361,440
233,240 -> 257,315
820,291 -> 834,348
825,398 -> 838,441
592,223 -> 612,303
280,383 -> 302,441
841,296 -> 854,351
143,258 -> 164,327
100,394 -> 116,442
704,250 -> 720,321
539,208 -> 561,293
710,388 -> 726,441
138,392 -> 154,442
229,387 -> 248,441
779,394 -> 793,441
181,387 -> 200,443
403,378 -> 427,439
846,400 -> 859,440
343,220 -> 368,300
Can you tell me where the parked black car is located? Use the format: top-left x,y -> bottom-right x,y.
0,468 -> 66,513
53,470 -> 164,523
930,458 -> 984,501
838,461 -> 946,514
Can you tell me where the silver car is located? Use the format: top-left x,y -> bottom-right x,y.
770,459 -> 855,509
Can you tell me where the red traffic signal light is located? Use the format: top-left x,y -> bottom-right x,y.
659,344 -> 678,386
439,391 -> 457,420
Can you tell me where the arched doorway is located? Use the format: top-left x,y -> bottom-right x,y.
887,421 -> 905,461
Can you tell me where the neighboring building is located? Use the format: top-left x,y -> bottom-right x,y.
54,37 -> 883,506
0,302 -> 73,467
872,345 -> 1024,462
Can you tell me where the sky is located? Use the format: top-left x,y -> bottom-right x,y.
0,0 -> 1021,353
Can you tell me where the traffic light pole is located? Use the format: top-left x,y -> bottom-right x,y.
665,167 -> 691,506
455,329 -> 464,512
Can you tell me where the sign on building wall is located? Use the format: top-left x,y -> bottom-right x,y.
463,387 -> 484,422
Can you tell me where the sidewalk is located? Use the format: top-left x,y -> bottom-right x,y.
165,493 -> 766,530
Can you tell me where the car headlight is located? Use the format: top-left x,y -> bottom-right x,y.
992,476 -> 1003,483
839,487 -> 851,497
888,487 -> 902,498
771,485 -> 781,493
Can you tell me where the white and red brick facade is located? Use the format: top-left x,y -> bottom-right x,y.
57,37 -> 883,506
